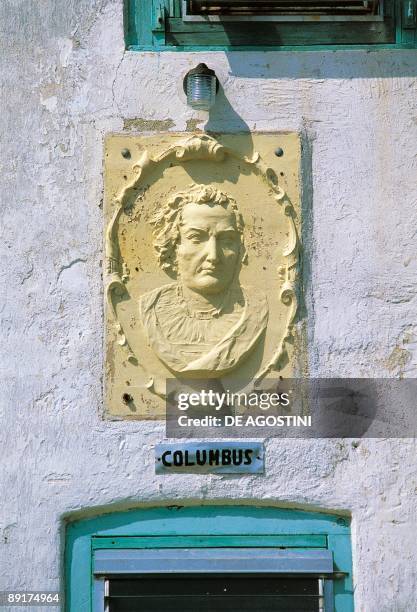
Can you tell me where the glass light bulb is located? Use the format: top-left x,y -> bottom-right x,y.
186,73 -> 217,110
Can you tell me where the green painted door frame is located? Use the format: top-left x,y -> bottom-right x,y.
65,505 -> 354,611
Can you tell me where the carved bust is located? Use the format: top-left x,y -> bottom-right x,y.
139,184 -> 269,377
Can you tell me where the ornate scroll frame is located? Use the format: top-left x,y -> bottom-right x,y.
105,133 -> 300,389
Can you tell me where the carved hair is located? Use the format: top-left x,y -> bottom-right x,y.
150,184 -> 245,274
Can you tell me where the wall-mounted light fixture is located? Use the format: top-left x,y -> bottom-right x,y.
183,63 -> 219,111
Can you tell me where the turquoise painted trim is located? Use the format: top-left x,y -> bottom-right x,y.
68,505 -> 350,537
125,0 -> 416,50
397,0 -> 417,44
66,506 -> 353,612
91,534 -> 328,549
127,43 -> 416,51
65,524 -> 91,611
328,534 -> 355,612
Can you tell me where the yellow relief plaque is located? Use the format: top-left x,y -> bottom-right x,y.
104,133 -> 302,419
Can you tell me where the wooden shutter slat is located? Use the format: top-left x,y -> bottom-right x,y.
188,0 -> 377,14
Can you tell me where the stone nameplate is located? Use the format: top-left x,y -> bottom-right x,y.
155,442 -> 264,474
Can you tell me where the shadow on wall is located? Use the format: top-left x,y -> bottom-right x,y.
223,50 -> 417,79
205,85 -> 251,133
203,85 -> 311,347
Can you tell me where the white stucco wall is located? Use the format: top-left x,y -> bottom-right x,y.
0,1 -> 416,610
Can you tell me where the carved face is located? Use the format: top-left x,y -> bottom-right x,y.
177,202 -> 241,295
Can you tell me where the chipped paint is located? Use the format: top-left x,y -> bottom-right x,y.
186,118 -> 204,131
123,118 -> 175,131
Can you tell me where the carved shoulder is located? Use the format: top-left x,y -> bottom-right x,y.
139,284 -> 176,318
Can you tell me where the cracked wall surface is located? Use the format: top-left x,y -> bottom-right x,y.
0,0 -> 416,610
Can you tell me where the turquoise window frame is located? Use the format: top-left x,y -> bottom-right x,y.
125,0 -> 417,50
65,505 -> 354,611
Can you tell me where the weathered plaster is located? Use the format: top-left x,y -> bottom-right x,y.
0,1 -> 416,610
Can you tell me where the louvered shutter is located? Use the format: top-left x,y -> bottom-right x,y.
187,0 -> 379,16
